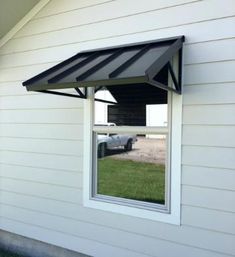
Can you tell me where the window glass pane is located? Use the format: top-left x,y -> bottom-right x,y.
95,86 -> 168,126
146,104 -> 168,127
95,89 -> 117,124
95,133 -> 167,205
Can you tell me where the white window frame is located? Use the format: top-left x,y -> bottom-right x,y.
83,59 -> 182,225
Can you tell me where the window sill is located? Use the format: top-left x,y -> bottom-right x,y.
83,195 -> 180,225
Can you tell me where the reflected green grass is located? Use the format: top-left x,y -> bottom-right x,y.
98,157 -> 165,204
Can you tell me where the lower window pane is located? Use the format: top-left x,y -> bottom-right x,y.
95,133 -> 167,206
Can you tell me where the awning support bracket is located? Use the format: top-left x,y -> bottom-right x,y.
37,87 -> 87,99
149,80 -> 179,94
168,62 -> 181,93
74,87 -> 87,98
37,87 -> 116,104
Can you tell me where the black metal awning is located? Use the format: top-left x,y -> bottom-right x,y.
23,36 -> 184,99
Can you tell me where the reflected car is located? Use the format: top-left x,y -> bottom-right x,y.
95,123 -> 137,158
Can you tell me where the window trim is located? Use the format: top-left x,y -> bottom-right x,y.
83,58 -> 182,225
83,90 -> 182,225
91,89 -> 172,212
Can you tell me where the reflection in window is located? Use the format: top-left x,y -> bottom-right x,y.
92,85 -> 169,210
95,133 -> 167,206
94,86 -> 167,126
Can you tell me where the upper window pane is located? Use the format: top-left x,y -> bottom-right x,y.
95,85 -> 168,126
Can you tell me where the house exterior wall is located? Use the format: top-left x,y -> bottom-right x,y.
0,0 -> 235,256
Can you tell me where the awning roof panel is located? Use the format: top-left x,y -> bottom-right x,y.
77,48 -> 140,82
60,52 -> 112,84
23,36 -> 184,94
114,45 -> 169,79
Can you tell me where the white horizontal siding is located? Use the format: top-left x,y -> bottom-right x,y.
0,163 -> 82,188
182,165 -> 235,191
0,83 -> 35,95
0,0 -> 235,256
1,204 -> 235,257
0,109 -> 83,124
0,50 -> 62,70
182,125 -> 235,147
0,137 -> 82,156
181,205 -> 235,235
0,94 -> 83,109
183,82 -> 235,105
184,61 -> 235,85
0,178 -> 82,203
1,37 -> 235,70
1,185 -> 235,236
1,189 -> 234,238
183,104 -> 235,125
0,190 -> 82,216
0,200 -> 235,257
0,63 -> 57,82
0,37 -> 234,71
0,151 -> 83,172
182,145 -> 235,169
182,185 -> 235,213
0,124 -> 83,140
184,38 -> 235,65
15,0 -> 202,38
0,4 -> 235,55
0,217 -> 152,257
35,0 -> 114,19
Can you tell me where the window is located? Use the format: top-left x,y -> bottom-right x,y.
93,86 -> 170,212
84,73 -> 182,225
